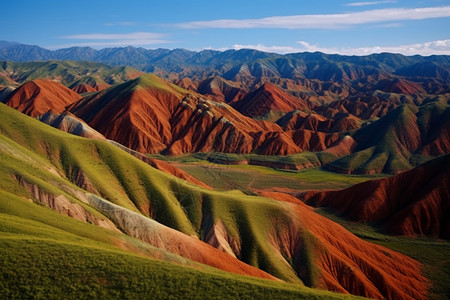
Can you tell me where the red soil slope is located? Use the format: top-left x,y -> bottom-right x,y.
279,110 -> 360,133
5,79 -> 81,117
71,83 -> 98,94
375,78 -> 426,95
68,75 -> 184,153
69,74 -> 302,155
258,191 -> 428,299
197,76 -> 247,103
232,82 -> 308,118
301,154 -> 450,238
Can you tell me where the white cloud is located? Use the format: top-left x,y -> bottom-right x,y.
53,32 -> 171,49
178,6 -> 450,29
232,39 -> 450,56
346,1 -> 397,7
233,44 -> 302,54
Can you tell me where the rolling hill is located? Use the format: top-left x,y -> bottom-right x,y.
0,103 -> 429,299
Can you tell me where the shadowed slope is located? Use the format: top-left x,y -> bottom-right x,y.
233,82 -> 308,120
197,76 -> 247,103
302,154 -> 450,238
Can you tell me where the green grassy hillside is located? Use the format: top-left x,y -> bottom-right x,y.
0,103 -> 435,299
0,60 -> 144,88
0,103 -> 363,299
0,192 -> 357,300
326,100 -> 449,174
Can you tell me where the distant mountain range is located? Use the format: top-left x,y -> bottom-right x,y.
1,41 -> 450,81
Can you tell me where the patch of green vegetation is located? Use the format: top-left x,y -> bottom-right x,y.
0,238 -> 361,300
328,102 -> 449,174
131,73 -> 188,96
0,192 -> 359,300
1,60 -> 144,87
175,162 -> 386,192
254,109 -> 289,122
203,189 -> 304,283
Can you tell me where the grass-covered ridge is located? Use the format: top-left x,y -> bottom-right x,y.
0,103 -> 365,299
0,60 -> 144,87
0,192 -> 358,300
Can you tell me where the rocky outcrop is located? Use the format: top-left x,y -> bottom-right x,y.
38,111 -> 106,140
13,174 -> 119,232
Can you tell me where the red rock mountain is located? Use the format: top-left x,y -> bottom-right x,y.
197,76 -> 247,103
68,74 -> 302,155
5,79 -> 81,117
301,154 -> 450,238
232,82 -> 309,118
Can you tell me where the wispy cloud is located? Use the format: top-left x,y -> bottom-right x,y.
346,0 -> 397,7
233,44 -> 302,54
178,6 -> 450,29
233,39 -> 450,56
54,32 -> 171,49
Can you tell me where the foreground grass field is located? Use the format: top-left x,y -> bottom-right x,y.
0,103 -> 368,299
0,205 -> 358,300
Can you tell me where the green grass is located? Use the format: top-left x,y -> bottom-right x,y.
0,204 -> 359,300
0,104 -> 330,287
174,161 -> 386,192
0,184 -> 359,300
0,103 -> 444,299
0,238 -> 358,300
1,60 -> 144,87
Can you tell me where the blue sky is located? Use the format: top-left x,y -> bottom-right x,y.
1,0 -> 450,55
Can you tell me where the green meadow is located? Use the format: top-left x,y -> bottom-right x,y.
0,103 -> 364,299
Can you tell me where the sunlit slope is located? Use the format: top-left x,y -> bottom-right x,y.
0,104 -> 427,299
0,192 -> 364,300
